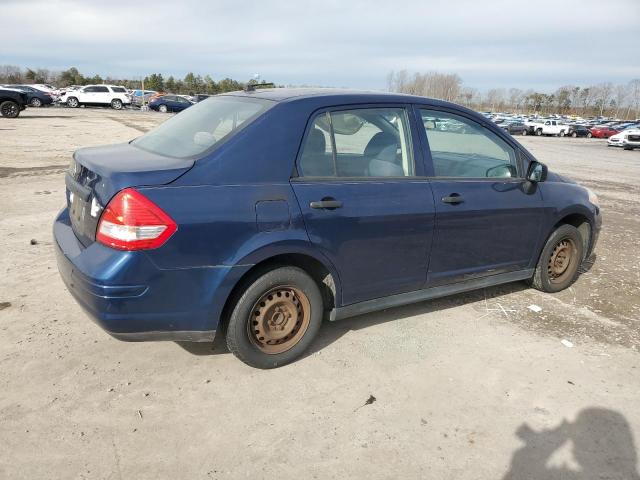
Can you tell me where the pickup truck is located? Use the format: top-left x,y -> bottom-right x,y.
528,120 -> 571,137
0,87 -> 28,118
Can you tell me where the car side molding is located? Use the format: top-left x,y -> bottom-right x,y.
330,269 -> 535,321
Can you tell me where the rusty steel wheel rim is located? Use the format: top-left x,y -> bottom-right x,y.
547,238 -> 576,284
248,286 -> 311,355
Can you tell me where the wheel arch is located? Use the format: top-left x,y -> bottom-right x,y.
551,209 -> 593,259
217,246 -> 342,334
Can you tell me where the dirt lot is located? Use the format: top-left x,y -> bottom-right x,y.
1,107 -> 639,479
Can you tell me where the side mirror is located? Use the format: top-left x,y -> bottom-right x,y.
526,161 -> 548,183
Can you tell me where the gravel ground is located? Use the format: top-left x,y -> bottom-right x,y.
0,107 -> 639,479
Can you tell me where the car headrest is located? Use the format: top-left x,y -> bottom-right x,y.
364,132 -> 398,158
305,128 -> 326,155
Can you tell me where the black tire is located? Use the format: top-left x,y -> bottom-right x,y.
571,131 -> 577,138
158,104 -> 168,113
521,129 -> 528,136
67,97 -> 79,108
535,128 -> 543,136
0,100 -> 20,118
529,224 -> 584,293
559,130 -> 565,137
226,266 -> 323,369
111,99 -> 123,110
587,132 -> 593,138
623,145 -> 633,150
30,97 -> 42,107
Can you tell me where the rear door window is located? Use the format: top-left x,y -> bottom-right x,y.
420,109 -> 518,178
298,107 -> 414,178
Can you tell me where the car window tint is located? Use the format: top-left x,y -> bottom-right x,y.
84,86 -> 97,92
298,108 -> 414,178
332,108 -> 413,177
111,87 -> 126,93
95,86 -> 109,93
420,109 -> 518,179
298,114 -> 334,177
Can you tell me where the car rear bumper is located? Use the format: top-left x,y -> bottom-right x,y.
54,208 -> 248,342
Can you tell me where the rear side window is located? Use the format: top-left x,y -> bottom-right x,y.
132,96 -> 273,159
94,86 -> 109,93
420,109 -> 518,178
298,107 -> 414,178
111,87 -> 126,93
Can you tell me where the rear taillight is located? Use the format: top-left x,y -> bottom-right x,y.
96,188 -> 176,251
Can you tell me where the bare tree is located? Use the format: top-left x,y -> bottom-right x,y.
627,79 -> 640,120
508,88 -> 523,112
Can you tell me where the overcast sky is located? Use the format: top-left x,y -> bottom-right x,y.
2,0 -> 639,91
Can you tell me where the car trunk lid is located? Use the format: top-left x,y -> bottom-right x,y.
65,142 -> 193,247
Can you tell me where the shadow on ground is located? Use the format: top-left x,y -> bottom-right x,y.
503,407 -> 640,480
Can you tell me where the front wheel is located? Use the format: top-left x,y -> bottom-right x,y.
559,130 -> 565,137
529,224 -> 584,293
0,100 -> 20,118
587,132 -> 593,138
67,97 -> 79,108
226,266 -> 324,369
571,132 -> 577,138
521,129 -> 528,136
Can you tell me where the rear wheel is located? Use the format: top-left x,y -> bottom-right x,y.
158,104 -> 168,113
111,99 -> 123,110
587,132 -> 593,138
521,129 -> 528,136
30,97 -> 42,107
536,128 -> 543,136
0,100 -> 20,118
559,130 -> 565,137
67,97 -> 79,108
226,266 -> 323,369
530,224 -> 584,293
571,131 -> 577,138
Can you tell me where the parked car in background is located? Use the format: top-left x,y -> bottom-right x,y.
530,120 -> 571,137
589,125 -> 620,139
130,90 -> 158,108
55,88 -> 601,368
0,87 -> 28,118
2,85 -> 54,107
500,121 -> 528,135
607,128 -> 640,150
149,94 -> 194,113
193,94 -> 212,102
60,85 -> 131,109
568,125 -> 593,138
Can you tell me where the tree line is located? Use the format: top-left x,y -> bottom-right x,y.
388,70 -> 640,119
0,65 -> 266,95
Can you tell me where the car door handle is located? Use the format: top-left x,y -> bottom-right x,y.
441,193 -> 464,204
310,198 -> 343,210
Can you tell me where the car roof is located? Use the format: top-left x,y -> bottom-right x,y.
219,87 -> 450,106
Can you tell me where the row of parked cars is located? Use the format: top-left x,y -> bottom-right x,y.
0,83 -> 208,115
481,112 -> 640,150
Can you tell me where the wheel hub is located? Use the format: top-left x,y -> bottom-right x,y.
249,287 -> 310,354
548,239 -> 575,280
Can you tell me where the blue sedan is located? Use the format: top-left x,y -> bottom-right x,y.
148,94 -> 194,113
55,88 -> 601,368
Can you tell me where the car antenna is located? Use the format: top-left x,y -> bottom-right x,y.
244,82 -> 275,92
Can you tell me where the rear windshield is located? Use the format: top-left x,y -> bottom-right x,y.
132,96 -> 274,158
